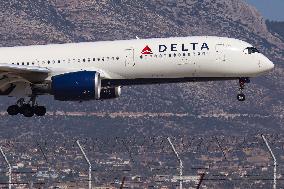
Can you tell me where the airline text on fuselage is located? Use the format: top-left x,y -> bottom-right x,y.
159,43 -> 210,53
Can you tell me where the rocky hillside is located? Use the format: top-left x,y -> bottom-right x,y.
1,0 -> 283,61
0,0 -> 283,128
266,20 -> 284,41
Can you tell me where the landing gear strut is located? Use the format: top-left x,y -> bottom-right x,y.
237,78 -> 250,102
7,96 -> 46,117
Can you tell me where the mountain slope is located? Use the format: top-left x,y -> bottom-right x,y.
53,0 -> 284,62
266,20 -> 284,41
1,0 -> 283,60
0,0 -> 74,46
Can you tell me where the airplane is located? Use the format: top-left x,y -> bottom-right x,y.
0,36 -> 274,117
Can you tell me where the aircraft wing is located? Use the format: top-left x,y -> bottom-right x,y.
0,64 -> 50,97
0,64 -> 114,97
0,63 -> 50,83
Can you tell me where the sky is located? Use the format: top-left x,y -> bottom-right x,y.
246,0 -> 284,21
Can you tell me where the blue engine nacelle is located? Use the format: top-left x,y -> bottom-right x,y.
51,71 -> 101,101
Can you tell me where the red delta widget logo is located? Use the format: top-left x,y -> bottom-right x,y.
141,45 -> 153,54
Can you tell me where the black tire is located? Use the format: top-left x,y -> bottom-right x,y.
7,105 -> 19,116
237,94 -> 246,101
21,104 -> 34,117
34,106 -> 46,116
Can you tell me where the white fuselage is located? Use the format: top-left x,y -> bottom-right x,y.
0,36 -> 274,81
0,36 -> 276,117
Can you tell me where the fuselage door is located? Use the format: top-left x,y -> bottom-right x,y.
125,48 -> 135,67
215,44 -> 226,63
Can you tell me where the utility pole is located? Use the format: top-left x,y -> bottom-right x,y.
261,134 -> 277,189
76,140 -> 92,189
167,137 -> 183,189
0,146 -> 11,189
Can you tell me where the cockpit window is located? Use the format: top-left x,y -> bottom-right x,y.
245,47 -> 260,54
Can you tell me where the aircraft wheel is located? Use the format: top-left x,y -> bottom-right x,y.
237,94 -> 246,102
34,106 -> 46,116
21,104 -> 34,117
7,105 -> 20,116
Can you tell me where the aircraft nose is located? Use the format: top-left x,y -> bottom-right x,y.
264,59 -> 274,71
260,56 -> 274,73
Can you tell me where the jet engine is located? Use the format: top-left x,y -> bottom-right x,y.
100,86 -> 122,100
51,71 -> 101,101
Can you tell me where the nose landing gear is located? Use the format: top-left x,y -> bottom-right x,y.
7,97 -> 46,117
237,78 -> 250,102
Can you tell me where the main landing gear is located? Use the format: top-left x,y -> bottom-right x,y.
7,97 -> 46,117
237,78 -> 250,102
